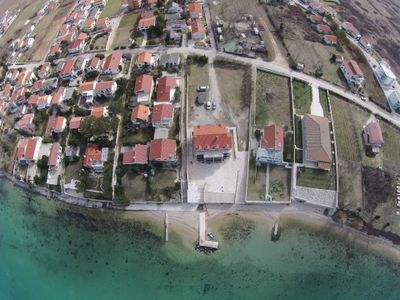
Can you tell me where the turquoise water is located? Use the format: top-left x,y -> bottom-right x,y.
1,179 -> 400,300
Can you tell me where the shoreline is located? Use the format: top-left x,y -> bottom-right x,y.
1,174 -> 400,263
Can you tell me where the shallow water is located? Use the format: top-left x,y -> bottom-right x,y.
1,179 -> 400,300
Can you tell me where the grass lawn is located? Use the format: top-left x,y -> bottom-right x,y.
293,80 -> 312,115
119,12 -> 139,28
255,70 -> 291,129
297,168 -> 336,190
169,113 -> 180,139
319,89 -> 330,117
148,169 -> 178,201
269,165 -> 290,201
247,157 -> 266,201
92,34 -> 108,50
122,127 -> 154,146
122,173 -> 147,201
187,63 -> 209,118
99,0 -> 121,18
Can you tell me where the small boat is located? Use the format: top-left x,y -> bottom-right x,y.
208,232 -> 217,241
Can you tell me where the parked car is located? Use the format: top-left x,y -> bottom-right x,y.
361,96 -> 367,101
197,85 -> 208,92
205,100 -> 211,110
212,101 -> 216,110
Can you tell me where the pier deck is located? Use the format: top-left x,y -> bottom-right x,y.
199,212 -> 219,249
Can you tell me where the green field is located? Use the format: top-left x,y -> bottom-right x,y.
100,0 -> 121,18
297,168 -> 336,190
293,80 -> 312,115
255,70 -> 291,129
319,89 -> 330,117
247,157 -> 266,201
119,12 -> 139,28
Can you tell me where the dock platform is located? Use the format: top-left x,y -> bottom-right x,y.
199,212 -> 219,249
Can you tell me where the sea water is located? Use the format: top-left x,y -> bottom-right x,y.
0,179 -> 400,300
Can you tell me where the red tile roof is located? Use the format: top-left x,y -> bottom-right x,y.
15,138 -> 39,161
324,35 -> 337,43
134,74 -> 153,93
51,87 -> 65,105
317,24 -> 331,33
45,116 -> 66,136
138,16 -> 156,28
364,121 -> 384,145
80,81 -> 96,92
102,52 -> 122,72
151,103 -> 174,123
69,116 -> 82,129
122,144 -> 148,164
48,142 -> 60,167
156,75 -> 176,102
343,60 -> 364,77
91,106 -> 106,118
192,124 -> 232,150
188,2 -> 202,14
191,20 -> 205,34
18,113 -> 34,127
131,104 -> 150,122
149,139 -> 177,161
61,59 -> 76,75
261,125 -> 284,151
135,52 -> 152,65
83,143 -> 102,167
95,81 -> 114,91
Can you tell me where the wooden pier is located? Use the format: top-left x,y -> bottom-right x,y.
165,212 -> 169,242
198,212 -> 218,249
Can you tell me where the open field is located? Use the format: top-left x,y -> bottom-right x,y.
0,0 -> 47,47
122,127 -> 154,146
24,0 -> 75,62
112,13 -> 138,48
255,70 -> 291,129
330,94 -> 382,168
269,165 -> 290,201
293,80 -> 312,115
100,0 -> 121,18
338,159 -> 363,210
247,157 -> 266,201
337,0 -> 400,75
214,59 -> 251,150
297,168 -> 336,191
381,122 -> 400,172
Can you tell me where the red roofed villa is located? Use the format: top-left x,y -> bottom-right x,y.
256,124 -> 284,166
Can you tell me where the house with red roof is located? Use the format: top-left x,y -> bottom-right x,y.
101,52 -> 122,76
192,124 -> 233,163
83,143 -> 108,172
134,52 -> 155,68
340,60 -> 365,87
323,35 -> 337,45
308,15 -> 323,24
151,103 -> 174,127
48,44 -> 62,59
28,95 -> 51,110
134,74 -> 154,104
128,0 -> 142,9
86,56 -> 102,73
0,83 -> 12,100
316,24 -> 331,34
91,106 -> 108,118
82,19 -> 96,32
31,79 -> 45,94
15,113 -> 35,134
156,75 -> 176,103
256,124 -> 284,166
359,37 -> 371,51
122,144 -> 148,165
363,121 -> 384,155
95,81 -> 117,98
191,20 -> 206,40
37,63 -> 51,79
14,137 -> 42,165
69,116 -> 83,131
47,142 -> 62,185
138,16 -> 156,32
51,87 -> 66,106
131,104 -> 151,127
187,2 -> 202,19
68,32 -> 88,54
45,116 -> 67,136
341,21 -> 360,39
5,69 -> 20,84
59,59 -> 77,80
95,18 -> 112,31
10,87 -> 28,105
149,138 -> 177,165
15,71 -> 36,88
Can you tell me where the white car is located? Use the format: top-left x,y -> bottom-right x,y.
205,101 -> 211,110
361,96 -> 367,101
